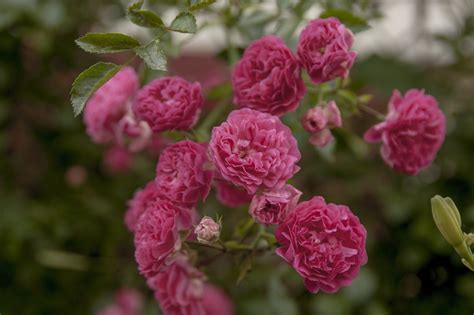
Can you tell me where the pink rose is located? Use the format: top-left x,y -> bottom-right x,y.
232,35 -> 305,116
275,196 -> 368,294
147,255 -> 207,315
156,141 -> 213,206
364,89 -> 446,175
133,76 -> 203,132
249,185 -> 302,225
96,305 -> 127,315
84,67 -> 139,144
115,114 -> 152,153
202,284 -> 235,315
215,180 -> 252,207
210,108 -> 301,194
302,101 -> 342,148
297,18 -> 356,84
195,216 -> 221,244
125,181 -> 160,232
134,199 -> 185,278
103,146 -> 133,174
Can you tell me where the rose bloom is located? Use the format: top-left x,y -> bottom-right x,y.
133,76 -> 203,132
96,288 -> 143,315
201,284 -> 235,315
210,108 -> 301,194
302,101 -> 342,148
195,216 -> 221,244
134,199 -> 184,278
297,18 -> 356,84
147,255 -> 207,315
232,35 -> 305,116
249,185 -> 302,225
124,181 -> 160,232
84,67 -> 139,144
156,141 -> 213,206
115,114 -> 152,153
275,196 -> 367,294
364,89 -> 446,175
215,180 -> 252,208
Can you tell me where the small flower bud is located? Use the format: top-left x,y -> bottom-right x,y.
195,216 -> 221,244
431,195 -> 463,247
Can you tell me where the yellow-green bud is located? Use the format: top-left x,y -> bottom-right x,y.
431,195 -> 464,247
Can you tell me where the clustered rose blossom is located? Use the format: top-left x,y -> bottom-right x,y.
133,76 -> 203,132
147,255 -> 207,315
124,181 -> 160,232
215,180 -> 252,207
301,101 -> 342,147
156,141 -> 213,206
297,17 -> 356,84
364,89 -> 446,175
95,288 -> 143,315
134,199 -> 184,278
210,108 -> 301,194
275,196 -> 368,293
195,216 -> 221,244
232,35 -> 305,116
84,67 -> 139,144
249,184 -> 302,225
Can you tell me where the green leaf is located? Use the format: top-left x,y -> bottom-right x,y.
70,62 -> 122,116
169,12 -> 197,33
320,9 -> 369,33
75,33 -> 140,53
236,254 -> 253,285
134,39 -> 167,71
127,1 -> 165,28
188,0 -> 216,11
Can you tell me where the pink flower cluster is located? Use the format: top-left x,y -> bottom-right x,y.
83,68 -> 205,174
364,89 -> 446,175
302,100 -> 342,147
232,18 -> 355,116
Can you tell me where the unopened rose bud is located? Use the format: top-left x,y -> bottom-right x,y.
431,195 -> 463,247
195,216 -> 221,244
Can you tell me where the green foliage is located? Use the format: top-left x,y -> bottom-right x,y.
75,33 -> 141,53
70,62 -> 122,116
169,11 -> 197,33
127,1 -> 165,28
188,0 -> 217,11
134,39 -> 167,71
320,9 -> 369,33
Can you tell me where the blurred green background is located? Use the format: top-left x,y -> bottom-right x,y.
1,0 -> 473,314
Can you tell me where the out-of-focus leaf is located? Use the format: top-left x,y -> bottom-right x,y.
320,9 -> 369,33
268,277 -> 298,315
188,0 -> 216,11
134,39 -> 167,71
127,0 -> 165,28
70,62 -> 122,116
75,33 -> 140,53
237,253 -> 253,285
169,12 -> 197,33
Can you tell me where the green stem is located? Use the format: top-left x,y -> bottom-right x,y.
359,103 -> 385,121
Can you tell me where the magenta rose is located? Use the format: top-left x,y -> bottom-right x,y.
133,76 -> 203,132
134,199 -> 184,278
275,196 -> 367,294
302,101 -> 342,148
297,18 -> 356,84
249,185 -> 302,225
84,67 -> 139,144
124,181 -> 160,232
232,35 -> 305,116
210,108 -> 301,194
147,255 -> 207,315
215,180 -> 252,207
364,89 -> 446,175
114,288 -> 143,315
156,141 -> 213,206
202,284 -> 235,315
195,216 -> 221,244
